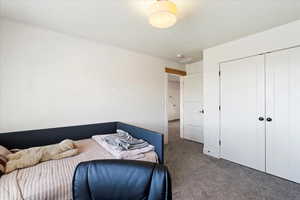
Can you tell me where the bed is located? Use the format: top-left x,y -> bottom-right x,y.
0,122 -> 164,200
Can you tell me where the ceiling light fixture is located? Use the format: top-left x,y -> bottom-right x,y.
149,0 -> 177,29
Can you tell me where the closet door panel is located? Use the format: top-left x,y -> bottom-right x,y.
289,48 -> 300,183
220,55 -> 265,171
266,47 -> 300,183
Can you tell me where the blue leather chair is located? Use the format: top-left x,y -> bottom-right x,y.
72,160 -> 172,200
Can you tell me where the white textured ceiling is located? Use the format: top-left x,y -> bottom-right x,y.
0,0 -> 299,63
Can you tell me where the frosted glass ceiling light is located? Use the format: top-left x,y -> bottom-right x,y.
149,0 -> 177,29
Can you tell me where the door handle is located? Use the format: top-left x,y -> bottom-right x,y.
258,117 -> 265,121
200,109 -> 204,114
266,117 -> 272,122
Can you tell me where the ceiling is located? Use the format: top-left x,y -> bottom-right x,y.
1,0 -> 299,63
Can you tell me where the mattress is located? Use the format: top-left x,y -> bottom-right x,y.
0,139 -> 158,200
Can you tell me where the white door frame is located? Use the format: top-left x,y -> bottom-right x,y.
180,76 -> 184,139
164,73 -> 169,144
164,72 -> 183,144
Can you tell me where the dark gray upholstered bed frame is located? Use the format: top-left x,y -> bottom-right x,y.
0,122 -> 164,163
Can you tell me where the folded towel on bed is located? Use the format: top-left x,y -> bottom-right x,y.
103,129 -> 149,151
92,134 -> 155,159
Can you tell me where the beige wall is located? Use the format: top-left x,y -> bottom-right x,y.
0,18 -> 182,133
185,61 -> 203,75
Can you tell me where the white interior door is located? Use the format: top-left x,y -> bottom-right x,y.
220,55 -> 265,172
182,74 -> 203,143
266,47 -> 300,183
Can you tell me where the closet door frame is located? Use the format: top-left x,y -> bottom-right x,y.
217,45 -> 300,182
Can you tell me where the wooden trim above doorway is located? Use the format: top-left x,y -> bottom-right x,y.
165,67 -> 187,76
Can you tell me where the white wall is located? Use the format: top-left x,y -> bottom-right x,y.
185,61 -> 203,75
0,18 -> 183,134
203,20 -> 300,158
167,81 -> 180,121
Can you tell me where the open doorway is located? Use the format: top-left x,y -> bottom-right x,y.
167,74 -> 180,122
164,63 -> 204,145
164,67 -> 186,144
167,74 -> 181,143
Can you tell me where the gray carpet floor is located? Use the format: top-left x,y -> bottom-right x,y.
165,121 -> 300,200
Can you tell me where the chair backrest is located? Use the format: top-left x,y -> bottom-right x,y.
72,160 -> 172,200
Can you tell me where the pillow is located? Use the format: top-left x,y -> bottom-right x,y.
0,145 -> 10,177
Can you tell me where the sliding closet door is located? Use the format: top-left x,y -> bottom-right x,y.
266,47 -> 300,183
220,55 -> 265,171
